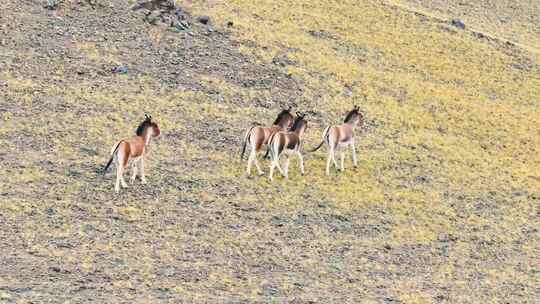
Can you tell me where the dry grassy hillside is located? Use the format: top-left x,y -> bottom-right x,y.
395,0 -> 540,52
1,0 -> 539,303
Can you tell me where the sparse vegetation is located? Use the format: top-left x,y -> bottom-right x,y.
1,0 -> 539,303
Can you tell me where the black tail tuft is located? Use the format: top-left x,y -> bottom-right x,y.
308,140 -> 325,153
263,146 -> 271,159
241,126 -> 255,160
102,141 -> 122,174
102,156 -> 114,174
308,126 -> 330,153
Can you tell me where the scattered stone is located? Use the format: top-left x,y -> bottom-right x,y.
172,20 -> 189,31
451,19 -> 465,29
307,29 -> 334,40
45,0 -> 64,10
272,53 -> 295,67
226,21 -> 234,28
50,266 -> 62,273
197,15 -> 210,25
131,0 -> 175,12
146,10 -> 163,25
474,32 -> 486,39
112,66 -> 128,74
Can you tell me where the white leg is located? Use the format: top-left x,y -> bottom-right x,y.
351,142 -> 358,168
332,148 -> 339,170
246,150 -> 255,176
121,167 -> 128,188
340,151 -> 345,171
115,162 -> 121,192
130,159 -> 138,183
297,152 -> 305,176
253,153 -> 264,176
140,157 -> 147,184
269,151 -> 284,181
326,151 -> 332,176
271,145 -> 285,176
275,158 -> 284,175
283,157 -> 290,179
116,153 -> 128,189
269,157 -> 276,181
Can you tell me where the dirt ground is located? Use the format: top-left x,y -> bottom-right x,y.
1,0 -> 539,303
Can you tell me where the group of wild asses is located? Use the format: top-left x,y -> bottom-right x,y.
241,106 -> 363,180
103,107 -> 363,192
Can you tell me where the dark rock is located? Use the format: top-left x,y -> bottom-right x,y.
307,29 -> 334,40
132,0 -> 175,12
172,20 -> 188,31
272,53 -> 295,67
50,266 -> 62,273
112,66 -> 128,74
146,10 -> 163,24
197,15 -> 210,25
474,32 -> 486,39
451,19 -> 465,29
45,0 -> 63,10
226,21 -> 234,28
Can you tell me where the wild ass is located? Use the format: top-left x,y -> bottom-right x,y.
241,108 -> 294,176
267,113 -> 308,181
103,114 -> 161,192
310,106 -> 363,175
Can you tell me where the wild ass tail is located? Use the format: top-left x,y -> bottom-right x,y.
102,141 -> 122,174
308,126 -> 330,152
264,132 -> 278,160
241,126 -> 256,160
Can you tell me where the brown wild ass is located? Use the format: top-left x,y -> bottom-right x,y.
310,106 -> 363,175
267,113 -> 308,181
103,114 -> 161,192
241,108 -> 294,176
